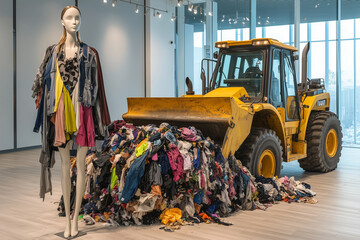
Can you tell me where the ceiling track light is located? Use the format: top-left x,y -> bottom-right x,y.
193,5 -> 198,14
106,0 -> 170,21
177,0 -> 183,7
188,3 -> 193,12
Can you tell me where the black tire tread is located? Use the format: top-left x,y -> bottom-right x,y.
237,128 -> 283,176
299,111 -> 343,172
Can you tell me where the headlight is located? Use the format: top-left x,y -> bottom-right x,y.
252,40 -> 269,46
216,43 -> 227,48
316,99 -> 327,107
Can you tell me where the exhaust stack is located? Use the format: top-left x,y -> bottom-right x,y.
301,42 -> 310,92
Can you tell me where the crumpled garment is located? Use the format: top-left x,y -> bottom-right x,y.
181,128 -> 197,141
159,208 -> 182,225
166,143 -> 185,182
194,191 -> 204,205
76,103 -> 95,147
193,148 -> 201,170
178,140 -> 193,171
164,131 -> 177,144
159,152 -> 171,176
110,166 -> 118,190
149,161 -> 163,186
135,138 -> 148,157
294,183 -> 316,197
120,151 -> 149,203
179,193 -> 195,218
134,193 -> 159,213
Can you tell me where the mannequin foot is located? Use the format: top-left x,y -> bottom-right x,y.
64,222 -> 71,238
71,219 -> 79,237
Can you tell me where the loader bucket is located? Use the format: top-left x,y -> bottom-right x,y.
123,97 -> 254,158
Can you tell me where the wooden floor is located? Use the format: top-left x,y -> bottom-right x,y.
0,148 -> 359,240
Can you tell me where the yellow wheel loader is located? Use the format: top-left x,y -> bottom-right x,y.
123,38 -> 342,178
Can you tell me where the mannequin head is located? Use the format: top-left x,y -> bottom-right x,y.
57,6 -> 82,53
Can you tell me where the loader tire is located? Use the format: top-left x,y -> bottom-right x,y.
237,128 -> 282,178
299,111 -> 342,172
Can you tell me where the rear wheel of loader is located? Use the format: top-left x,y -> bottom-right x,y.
237,128 -> 282,178
299,111 -> 342,172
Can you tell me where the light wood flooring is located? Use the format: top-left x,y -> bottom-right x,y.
0,147 -> 359,240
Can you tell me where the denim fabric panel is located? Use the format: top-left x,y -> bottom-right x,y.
120,150 -> 149,203
78,53 -> 85,103
33,84 -> 45,133
49,47 -> 57,114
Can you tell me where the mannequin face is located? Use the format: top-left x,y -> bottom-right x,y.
61,7 -> 81,34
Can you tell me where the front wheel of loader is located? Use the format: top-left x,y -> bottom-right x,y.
299,111 -> 342,172
237,128 -> 282,178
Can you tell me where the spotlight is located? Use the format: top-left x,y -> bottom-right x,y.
171,14 -> 177,21
193,6 -> 198,14
208,11 -> 212,16
157,12 -> 162,18
112,0 -> 117,7
135,5 -> 139,13
103,0 -> 107,3
188,3 -> 193,12
177,0 -> 183,7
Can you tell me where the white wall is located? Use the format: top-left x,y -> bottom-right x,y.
80,1 -> 145,120
146,0 -> 176,97
14,0 -> 145,149
0,0 -> 14,151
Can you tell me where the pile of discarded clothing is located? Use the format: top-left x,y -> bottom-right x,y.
58,120 -> 317,231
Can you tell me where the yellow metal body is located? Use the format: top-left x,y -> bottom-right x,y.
123,39 -> 331,164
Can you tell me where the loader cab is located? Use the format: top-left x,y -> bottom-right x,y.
269,47 -> 300,121
212,38 -> 300,122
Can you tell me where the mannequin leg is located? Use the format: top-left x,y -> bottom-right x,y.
71,145 -> 89,237
58,140 -> 73,238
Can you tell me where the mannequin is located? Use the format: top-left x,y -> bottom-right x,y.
57,6 -> 87,238
32,5 -> 111,239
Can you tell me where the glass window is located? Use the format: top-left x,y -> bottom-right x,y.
356,19 -> 360,39
328,41 -> 337,114
270,49 -> 282,107
341,19 -> 354,39
311,22 -> 325,41
256,27 -> 262,38
215,50 -> 263,97
311,42 -> 325,79
221,29 -> 236,41
340,40 -> 355,143
284,51 -> 298,120
265,25 -> 290,43
243,28 -> 250,40
284,52 -> 296,97
300,23 -> 307,42
356,40 -> 360,143
329,21 -> 336,40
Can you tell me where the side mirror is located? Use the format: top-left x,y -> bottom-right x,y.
213,51 -> 219,59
